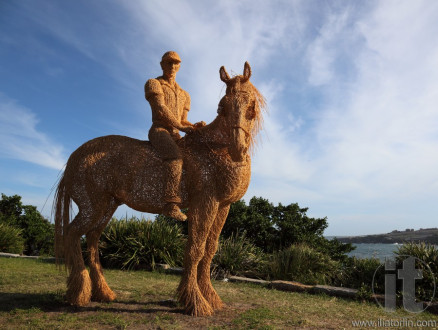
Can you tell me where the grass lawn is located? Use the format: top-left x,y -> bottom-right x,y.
1,258 -> 437,329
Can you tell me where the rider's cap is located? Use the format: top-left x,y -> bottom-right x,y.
161,51 -> 181,63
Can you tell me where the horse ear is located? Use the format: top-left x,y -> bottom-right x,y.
220,66 -> 230,83
242,61 -> 251,81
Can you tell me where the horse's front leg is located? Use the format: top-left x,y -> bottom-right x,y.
177,196 -> 219,316
197,204 -> 230,310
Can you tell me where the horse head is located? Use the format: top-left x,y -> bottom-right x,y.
219,62 -> 265,162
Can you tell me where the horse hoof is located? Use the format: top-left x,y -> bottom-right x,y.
179,289 -> 214,316
66,290 -> 91,307
187,304 -> 214,317
209,298 -> 224,311
66,269 -> 92,306
200,287 -> 224,310
92,289 -> 116,303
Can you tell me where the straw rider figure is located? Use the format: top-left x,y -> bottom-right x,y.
145,51 -> 204,221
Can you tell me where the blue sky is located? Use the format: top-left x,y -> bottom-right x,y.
1,0 -> 438,236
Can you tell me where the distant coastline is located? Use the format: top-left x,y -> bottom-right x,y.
335,227 -> 438,244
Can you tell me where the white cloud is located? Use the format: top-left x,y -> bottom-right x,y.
18,0 -> 307,124
252,80 -> 314,183
306,7 -> 354,86
239,1 -> 438,234
0,94 -> 66,170
117,0 -> 306,121
313,0 -> 438,200
4,0 -> 438,234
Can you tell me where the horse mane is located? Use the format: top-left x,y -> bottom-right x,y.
247,80 -> 266,152
226,75 -> 267,153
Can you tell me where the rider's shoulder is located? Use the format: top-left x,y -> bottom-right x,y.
182,89 -> 190,101
145,78 -> 163,95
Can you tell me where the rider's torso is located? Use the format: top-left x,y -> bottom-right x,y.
154,77 -> 188,127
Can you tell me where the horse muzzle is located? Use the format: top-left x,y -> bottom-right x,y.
229,126 -> 249,162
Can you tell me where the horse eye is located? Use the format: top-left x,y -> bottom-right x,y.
218,97 -> 229,115
246,102 -> 256,119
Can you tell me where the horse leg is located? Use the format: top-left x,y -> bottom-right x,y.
177,196 -> 219,316
87,199 -> 118,302
197,204 -> 230,310
65,211 -> 93,306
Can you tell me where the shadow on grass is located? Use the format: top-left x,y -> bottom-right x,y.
0,292 -> 65,312
77,303 -> 185,315
0,292 -> 185,315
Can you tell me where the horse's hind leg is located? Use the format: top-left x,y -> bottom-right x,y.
87,199 -> 118,302
65,211 -> 93,306
197,204 -> 230,310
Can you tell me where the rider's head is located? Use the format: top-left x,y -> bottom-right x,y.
161,51 -> 181,80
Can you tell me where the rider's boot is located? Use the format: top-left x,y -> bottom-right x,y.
162,159 -> 187,222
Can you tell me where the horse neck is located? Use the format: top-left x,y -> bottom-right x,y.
191,114 -> 230,148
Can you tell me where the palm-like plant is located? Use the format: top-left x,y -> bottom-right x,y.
99,217 -> 185,270
0,223 -> 24,254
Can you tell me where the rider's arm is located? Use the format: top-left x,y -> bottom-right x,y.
145,79 -> 187,131
180,91 -> 206,129
180,91 -> 193,127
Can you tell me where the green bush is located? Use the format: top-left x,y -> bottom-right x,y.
269,244 -> 339,285
0,223 -> 24,254
335,257 -> 384,293
212,232 -> 267,279
99,217 -> 185,270
396,242 -> 438,274
395,242 -> 438,302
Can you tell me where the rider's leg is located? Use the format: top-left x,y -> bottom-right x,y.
149,127 -> 186,221
162,158 -> 187,221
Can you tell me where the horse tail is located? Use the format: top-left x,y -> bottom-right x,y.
54,173 -> 71,268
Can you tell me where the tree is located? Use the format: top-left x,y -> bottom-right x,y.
222,197 -> 354,257
0,194 -> 23,225
0,193 -> 54,255
222,197 -> 276,252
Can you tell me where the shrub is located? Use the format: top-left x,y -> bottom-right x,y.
336,257 -> 384,293
395,242 -> 438,302
212,232 -> 267,279
395,241 -> 438,274
269,244 -> 339,285
155,211 -> 188,236
0,223 -> 24,254
99,217 -> 185,270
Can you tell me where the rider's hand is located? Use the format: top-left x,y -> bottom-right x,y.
194,121 -> 206,129
180,125 -> 194,134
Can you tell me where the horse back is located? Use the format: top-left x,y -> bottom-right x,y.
64,135 -> 170,212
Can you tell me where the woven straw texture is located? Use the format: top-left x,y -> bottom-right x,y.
54,60 -> 265,316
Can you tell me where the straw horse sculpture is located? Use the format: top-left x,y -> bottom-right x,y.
54,62 -> 265,316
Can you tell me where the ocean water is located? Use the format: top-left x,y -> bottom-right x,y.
347,243 -> 401,261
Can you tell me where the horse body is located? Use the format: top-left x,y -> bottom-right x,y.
63,131 -> 251,214
64,135 -> 174,214
54,62 -> 264,316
